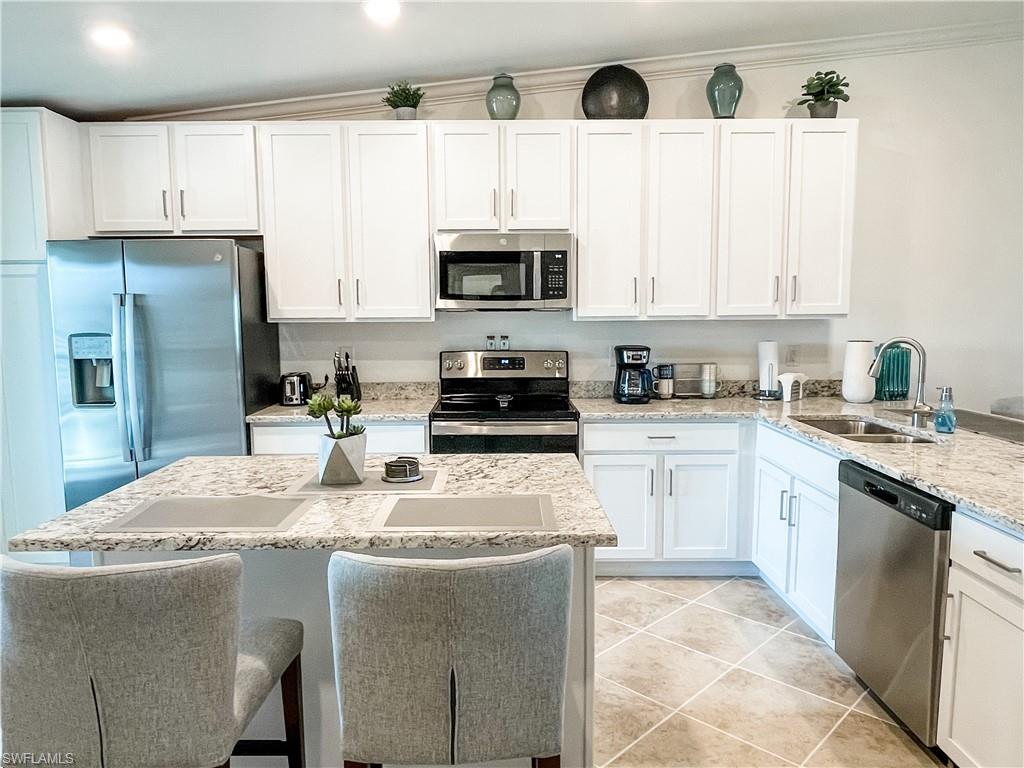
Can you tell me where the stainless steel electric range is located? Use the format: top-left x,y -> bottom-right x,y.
429,350 -> 579,454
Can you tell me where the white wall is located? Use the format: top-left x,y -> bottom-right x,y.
281,38 -> 1024,412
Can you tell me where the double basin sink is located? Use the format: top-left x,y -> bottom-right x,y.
793,417 -> 936,444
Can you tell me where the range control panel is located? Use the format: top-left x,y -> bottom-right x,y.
540,251 -> 569,300
440,350 -> 568,379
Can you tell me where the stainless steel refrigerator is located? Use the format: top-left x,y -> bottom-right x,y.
47,239 -> 280,510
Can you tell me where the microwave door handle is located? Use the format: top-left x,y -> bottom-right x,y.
533,252 -> 542,301
124,293 -> 147,462
110,294 -> 133,462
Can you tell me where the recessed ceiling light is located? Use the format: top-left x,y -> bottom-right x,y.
89,24 -> 133,51
363,0 -> 400,26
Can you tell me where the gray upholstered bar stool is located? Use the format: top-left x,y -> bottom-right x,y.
328,544 -> 573,768
1,553 -> 305,768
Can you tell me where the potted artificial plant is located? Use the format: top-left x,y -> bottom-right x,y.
798,70 -> 850,118
308,393 -> 367,484
382,80 -> 425,120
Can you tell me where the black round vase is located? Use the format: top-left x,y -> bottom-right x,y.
581,65 -> 649,119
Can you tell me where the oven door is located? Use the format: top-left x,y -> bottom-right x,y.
430,421 -> 578,453
436,251 -> 539,310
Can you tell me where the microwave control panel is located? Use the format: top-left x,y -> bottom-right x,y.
540,251 -> 568,300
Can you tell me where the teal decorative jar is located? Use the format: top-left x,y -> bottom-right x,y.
705,63 -> 743,119
486,73 -> 521,120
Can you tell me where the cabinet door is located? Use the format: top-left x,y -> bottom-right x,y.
576,123 -> 643,318
938,566 -> 1024,768
1,111 -> 47,261
787,479 -> 839,640
785,121 -> 857,315
89,124 -> 173,232
348,123 -> 431,319
715,120 -> 786,316
584,453 -> 657,560
258,124 -> 347,320
663,453 -> 738,559
0,263 -> 66,543
752,457 -> 792,589
646,122 -> 714,316
431,124 -> 500,230
503,123 -> 571,230
173,123 -> 259,232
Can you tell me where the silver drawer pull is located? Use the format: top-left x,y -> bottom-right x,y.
647,435 -> 676,440
972,550 -> 1022,574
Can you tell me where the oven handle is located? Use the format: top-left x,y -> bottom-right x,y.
431,421 -> 578,436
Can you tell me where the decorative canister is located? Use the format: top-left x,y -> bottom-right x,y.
486,73 -> 521,120
581,64 -> 650,119
705,63 -> 743,119
842,340 -> 876,403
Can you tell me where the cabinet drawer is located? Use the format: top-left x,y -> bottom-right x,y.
951,511 -> 1024,598
583,422 -> 739,453
251,423 -> 427,455
756,424 -> 840,497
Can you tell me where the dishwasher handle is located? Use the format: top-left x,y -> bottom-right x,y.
863,481 -> 900,506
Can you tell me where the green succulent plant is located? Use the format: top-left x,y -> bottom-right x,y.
798,71 -> 850,105
307,393 -> 364,439
381,80 -> 425,109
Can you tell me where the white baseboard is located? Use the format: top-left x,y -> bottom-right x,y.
595,559 -> 759,577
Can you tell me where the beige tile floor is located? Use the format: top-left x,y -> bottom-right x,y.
594,576 -> 941,768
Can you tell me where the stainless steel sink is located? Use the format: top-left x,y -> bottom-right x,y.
369,494 -> 556,531
793,418 -> 935,444
102,495 -> 314,532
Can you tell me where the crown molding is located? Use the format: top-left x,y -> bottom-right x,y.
132,20 -> 1021,121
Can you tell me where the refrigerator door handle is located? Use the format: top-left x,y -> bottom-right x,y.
124,293 -> 147,461
110,293 -> 133,462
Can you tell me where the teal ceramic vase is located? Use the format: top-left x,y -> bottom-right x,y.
486,73 -> 521,120
706,63 -> 743,119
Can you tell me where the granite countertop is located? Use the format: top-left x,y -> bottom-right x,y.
8,454 -> 616,552
574,396 -> 1024,536
248,399 -> 436,424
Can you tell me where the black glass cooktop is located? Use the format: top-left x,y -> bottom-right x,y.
430,395 -> 578,422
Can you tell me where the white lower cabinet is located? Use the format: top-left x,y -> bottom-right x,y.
584,453 -> 658,560
938,514 -> 1024,768
752,426 -> 840,641
250,423 -> 427,456
584,423 -> 740,563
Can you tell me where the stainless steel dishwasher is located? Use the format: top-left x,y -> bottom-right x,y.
835,461 -> 954,747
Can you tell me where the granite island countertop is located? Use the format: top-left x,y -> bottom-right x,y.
574,396 -> 1024,537
9,454 -> 616,552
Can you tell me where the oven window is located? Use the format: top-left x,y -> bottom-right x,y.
439,252 -> 533,301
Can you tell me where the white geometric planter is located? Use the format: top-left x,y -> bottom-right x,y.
318,432 -> 367,485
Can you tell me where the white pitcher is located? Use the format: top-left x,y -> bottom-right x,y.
842,340 -> 876,403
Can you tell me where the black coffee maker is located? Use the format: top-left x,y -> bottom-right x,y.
613,345 -> 654,404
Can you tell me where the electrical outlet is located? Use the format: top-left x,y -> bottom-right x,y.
785,345 -> 799,366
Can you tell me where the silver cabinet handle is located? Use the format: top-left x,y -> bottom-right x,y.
773,275 -> 780,302
791,275 -> 797,304
510,188 -> 516,218
942,592 -> 954,641
110,294 -> 132,462
179,189 -> 186,220
492,188 -> 497,218
778,490 -> 788,521
649,467 -> 654,496
973,550 -> 1022,574
161,190 -> 169,219
787,494 -> 798,527
337,278 -> 344,306
633,276 -> 638,304
355,278 -> 362,306
650,276 -> 655,304
668,468 -> 674,497
124,293 -> 146,461
646,435 -> 676,440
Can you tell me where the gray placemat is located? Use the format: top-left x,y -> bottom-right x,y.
285,468 -> 448,495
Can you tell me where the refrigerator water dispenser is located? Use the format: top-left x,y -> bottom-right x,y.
69,333 -> 114,407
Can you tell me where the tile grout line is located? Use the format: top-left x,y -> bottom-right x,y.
676,711 -> 801,767
623,575 -> 737,603
797,688 -> 868,766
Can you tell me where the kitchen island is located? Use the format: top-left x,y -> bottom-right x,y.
9,453 -> 616,768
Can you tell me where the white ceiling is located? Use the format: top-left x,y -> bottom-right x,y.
2,1 -> 1021,119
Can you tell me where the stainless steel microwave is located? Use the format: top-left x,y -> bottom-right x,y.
434,233 -> 573,311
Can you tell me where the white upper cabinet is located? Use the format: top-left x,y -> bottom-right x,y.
347,123 -> 431,319
431,123 -> 500,230
89,124 -> 174,232
576,123 -> 643,318
173,123 -> 259,232
1,111 -> 47,261
258,123 -> 347,321
503,123 -> 572,230
662,452 -> 739,559
785,121 -> 857,315
716,120 -> 787,316
646,121 -> 715,316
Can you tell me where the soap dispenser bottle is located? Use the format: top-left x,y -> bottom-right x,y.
934,386 -> 957,433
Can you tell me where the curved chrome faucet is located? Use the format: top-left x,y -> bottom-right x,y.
868,337 -> 932,414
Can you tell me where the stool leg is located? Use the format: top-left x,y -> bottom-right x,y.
281,654 -> 306,768
532,755 -> 560,768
